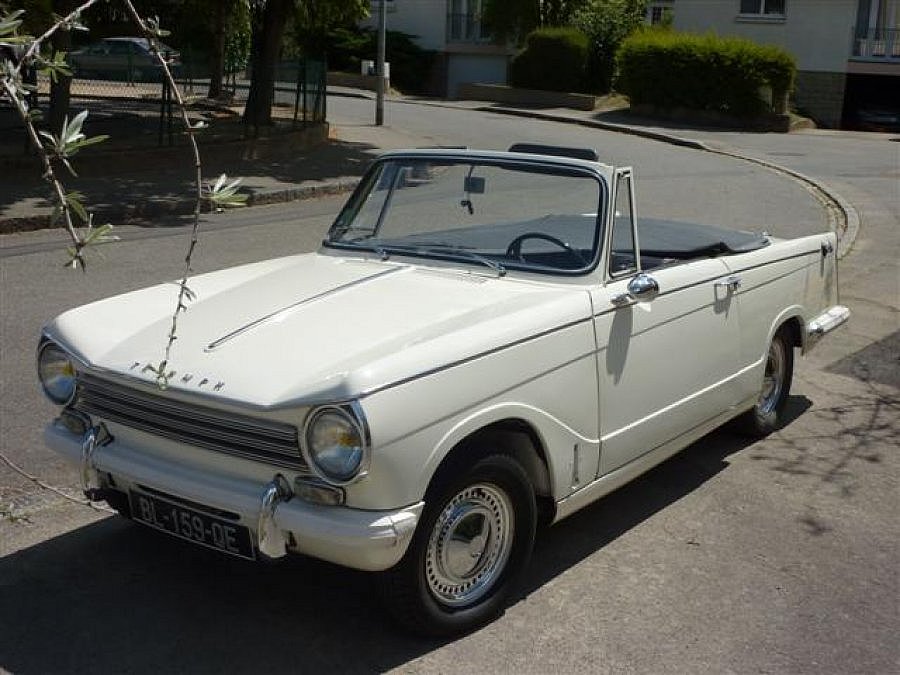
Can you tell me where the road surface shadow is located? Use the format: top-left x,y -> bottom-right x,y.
0,418 -> 799,673
826,329 -> 900,389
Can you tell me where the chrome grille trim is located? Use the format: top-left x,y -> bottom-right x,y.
74,372 -> 308,471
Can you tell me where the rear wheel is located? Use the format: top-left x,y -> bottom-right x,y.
737,326 -> 794,436
378,453 -> 536,636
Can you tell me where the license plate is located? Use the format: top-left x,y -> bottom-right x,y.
129,489 -> 256,560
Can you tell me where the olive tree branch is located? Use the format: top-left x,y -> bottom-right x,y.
1,78 -> 87,267
10,2 -> 99,80
120,1 -> 246,389
1,1 -> 111,269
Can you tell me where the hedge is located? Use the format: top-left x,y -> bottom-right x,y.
616,30 -> 796,116
510,27 -> 590,93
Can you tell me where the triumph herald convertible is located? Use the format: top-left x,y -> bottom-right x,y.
39,145 -> 849,635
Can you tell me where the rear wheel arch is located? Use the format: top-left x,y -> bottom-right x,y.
780,315 -> 803,350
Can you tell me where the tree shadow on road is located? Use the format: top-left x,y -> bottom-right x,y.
0,119 -> 378,231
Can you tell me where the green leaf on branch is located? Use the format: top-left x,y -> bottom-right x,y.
205,173 -> 248,210
37,51 -> 73,83
145,16 -> 171,39
0,10 -> 25,38
65,190 -> 88,223
63,219 -> 119,271
38,111 -> 109,175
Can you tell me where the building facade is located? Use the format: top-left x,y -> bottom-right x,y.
360,0 -> 514,97
658,0 -> 900,127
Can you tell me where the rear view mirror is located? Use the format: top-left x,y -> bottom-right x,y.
464,176 -> 485,194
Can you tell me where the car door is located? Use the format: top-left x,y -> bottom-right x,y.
589,169 -> 744,477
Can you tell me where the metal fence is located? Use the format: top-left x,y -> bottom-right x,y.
0,58 -> 327,157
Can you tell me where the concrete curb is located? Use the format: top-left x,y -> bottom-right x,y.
474,106 -> 709,150
479,106 -> 860,259
0,178 -> 360,234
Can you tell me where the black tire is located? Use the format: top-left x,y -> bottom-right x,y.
736,326 -> 795,436
378,453 -> 536,637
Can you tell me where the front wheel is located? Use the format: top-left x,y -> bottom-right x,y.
736,326 -> 795,436
378,454 -> 536,636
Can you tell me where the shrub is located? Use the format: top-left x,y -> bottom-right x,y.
571,0 -> 647,94
510,27 -> 590,93
616,30 -> 796,116
324,27 -> 437,94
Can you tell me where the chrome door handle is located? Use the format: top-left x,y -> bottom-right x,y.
715,275 -> 742,292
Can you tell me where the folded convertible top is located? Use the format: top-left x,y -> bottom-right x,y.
630,218 -> 770,259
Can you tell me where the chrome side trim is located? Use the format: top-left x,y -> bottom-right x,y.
205,267 -> 403,351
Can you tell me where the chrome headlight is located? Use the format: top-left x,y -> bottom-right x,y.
303,404 -> 370,485
37,341 -> 78,405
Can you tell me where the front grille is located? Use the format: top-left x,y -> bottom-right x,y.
74,372 -> 309,471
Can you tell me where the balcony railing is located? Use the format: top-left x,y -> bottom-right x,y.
852,27 -> 900,60
447,12 -> 493,43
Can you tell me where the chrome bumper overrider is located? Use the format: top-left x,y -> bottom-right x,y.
46,421 -> 423,571
806,305 -> 850,350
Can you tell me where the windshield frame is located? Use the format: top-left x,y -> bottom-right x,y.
323,152 -> 609,277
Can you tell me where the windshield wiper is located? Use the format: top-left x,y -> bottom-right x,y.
418,243 -> 507,277
336,240 -> 506,277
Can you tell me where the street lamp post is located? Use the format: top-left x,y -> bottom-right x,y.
376,0 -> 386,126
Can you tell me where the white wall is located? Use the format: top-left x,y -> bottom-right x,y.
447,53 -> 508,96
672,0 -> 857,72
360,0 -> 448,50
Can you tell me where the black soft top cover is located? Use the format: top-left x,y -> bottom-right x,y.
627,218 -> 770,259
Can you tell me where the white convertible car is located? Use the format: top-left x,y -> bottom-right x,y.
39,145 -> 848,635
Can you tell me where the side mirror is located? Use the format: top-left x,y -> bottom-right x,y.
627,273 -> 659,302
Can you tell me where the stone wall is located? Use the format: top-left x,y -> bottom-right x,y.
793,71 -> 847,128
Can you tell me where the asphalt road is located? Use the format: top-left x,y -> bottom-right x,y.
0,99 -> 897,674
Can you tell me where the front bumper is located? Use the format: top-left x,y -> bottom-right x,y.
45,421 -> 422,572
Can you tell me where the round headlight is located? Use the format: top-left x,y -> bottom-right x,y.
38,341 -> 78,405
304,407 -> 367,484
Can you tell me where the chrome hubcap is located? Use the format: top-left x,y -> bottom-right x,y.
758,338 -> 786,415
425,483 -> 514,607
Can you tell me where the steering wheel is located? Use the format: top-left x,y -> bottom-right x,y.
505,232 -> 588,267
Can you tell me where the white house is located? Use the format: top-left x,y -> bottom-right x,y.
651,0 -> 900,127
360,0 -> 514,97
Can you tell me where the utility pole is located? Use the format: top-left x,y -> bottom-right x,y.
375,0 -> 386,126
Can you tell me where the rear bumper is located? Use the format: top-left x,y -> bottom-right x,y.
805,305 -> 850,351
45,421 -> 422,571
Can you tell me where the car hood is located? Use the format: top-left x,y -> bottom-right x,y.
46,253 -> 590,408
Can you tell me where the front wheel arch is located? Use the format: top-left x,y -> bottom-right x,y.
427,419 -> 553,516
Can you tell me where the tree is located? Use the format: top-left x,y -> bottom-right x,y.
483,0 -> 587,43
571,0 -> 646,92
242,0 -> 365,130
292,0 -> 367,57
204,0 -> 249,99
242,0 -> 292,130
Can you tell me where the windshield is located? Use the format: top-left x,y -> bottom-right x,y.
325,157 -> 605,275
